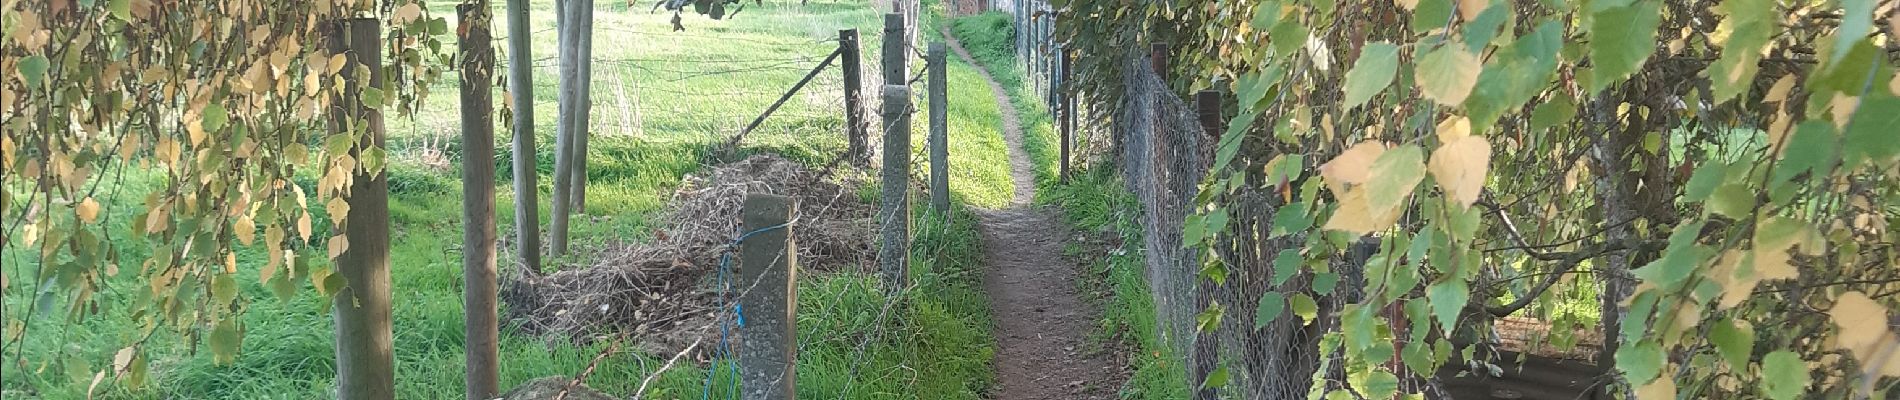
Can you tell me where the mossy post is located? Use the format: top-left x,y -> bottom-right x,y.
927,42 -> 949,213
328,17 -> 396,400
879,85 -> 912,292
840,29 -> 867,167
738,193 -> 797,400
1059,47 -> 1073,183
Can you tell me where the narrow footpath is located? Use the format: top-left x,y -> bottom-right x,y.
942,29 -> 1120,400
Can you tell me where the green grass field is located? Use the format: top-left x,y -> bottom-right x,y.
1,1 -> 1027,398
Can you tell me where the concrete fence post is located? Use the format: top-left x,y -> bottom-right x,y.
878,85 -> 913,292
882,13 -> 907,86
738,193 -> 798,400
928,42 -> 950,212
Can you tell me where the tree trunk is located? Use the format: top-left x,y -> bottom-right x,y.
570,1 -> 594,213
506,0 -> 543,273
1589,92 -> 1637,400
328,17 -> 396,400
549,0 -> 581,257
456,4 -> 501,399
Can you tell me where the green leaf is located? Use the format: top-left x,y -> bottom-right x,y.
1367,144 -> 1426,211
1402,340 -> 1436,375
1313,272 -> 1340,294
1272,249 -> 1300,286
1466,21 -> 1564,127
1183,214 -> 1207,245
1290,293 -> 1318,321
1709,318 -> 1754,372
1362,370 -> 1400,399
1845,96 -> 1900,167
1201,365 -> 1230,390
209,319 -> 241,364
1251,0 -> 1284,32
1587,2 -> 1661,91
1761,350 -> 1808,400
1342,42 -> 1401,110
1530,95 -> 1577,131
202,104 -> 229,133
1412,0 -> 1451,34
1635,221 -> 1712,289
1425,278 -> 1468,333
1774,121 -> 1838,186
1460,2 -> 1507,52
1254,292 -> 1286,330
1708,0 -> 1776,103
1615,340 -> 1665,384
1416,43 -> 1482,106
1708,183 -> 1754,218
1271,202 -> 1314,237
109,0 -> 132,21
1196,302 -> 1224,332
1270,19 -> 1308,57
18,55 -> 49,88
1683,161 -> 1729,203
360,87 -> 386,108
1832,0 -> 1874,62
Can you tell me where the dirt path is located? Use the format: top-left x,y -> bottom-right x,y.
943,29 -> 1120,400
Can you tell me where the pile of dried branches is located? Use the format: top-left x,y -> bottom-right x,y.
502,155 -> 874,356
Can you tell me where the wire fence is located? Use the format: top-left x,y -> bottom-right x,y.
1007,12 -> 1391,397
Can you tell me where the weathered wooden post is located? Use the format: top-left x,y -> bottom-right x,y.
882,13 -> 907,86
506,0 -> 543,274
1058,46 -> 1073,184
1190,89 -> 1222,400
879,85 -> 912,291
1151,42 -> 1171,81
738,194 -> 798,400
928,42 -> 950,212
456,5 -> 501,399
328,17 -> 396,400
841,29 -> 868,167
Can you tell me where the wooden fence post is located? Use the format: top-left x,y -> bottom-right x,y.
841,29 -> 867,167
1058,47 -> 1073,183
1190,89 -> 1223,400
1150,42 -> 1171,81
882,13 -> 907,86
738,194 -> 798,400
879,85 -> 912,291
328,17 -> 396,400
928,42 -> 950,212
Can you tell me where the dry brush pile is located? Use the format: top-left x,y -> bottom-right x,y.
502,154 -> 874,357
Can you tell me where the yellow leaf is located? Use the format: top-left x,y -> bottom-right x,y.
1428,135 -> 1491,207
233,215 -> 256,246
113,347 -> 135,373
263,243 -> 282,285
297,213 -> 313,240
1635,372 -> 1676,399
1323,188 -> 1401,235
1833,292 -> 1891,352
1320,141 -> 1387,193
328,53 -> 349,76
1457,0 -> 1487,21
328,235 -> 350,259
326,196 -> 350,226
76,197 -> 101,224
1764,75 -> 1795,105
1418,46 -> 1482,106
1710,250 -> 1756,310
1395,0 -> 1418,11
1435,116 -> 1470,142
394,2 -> 423,24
